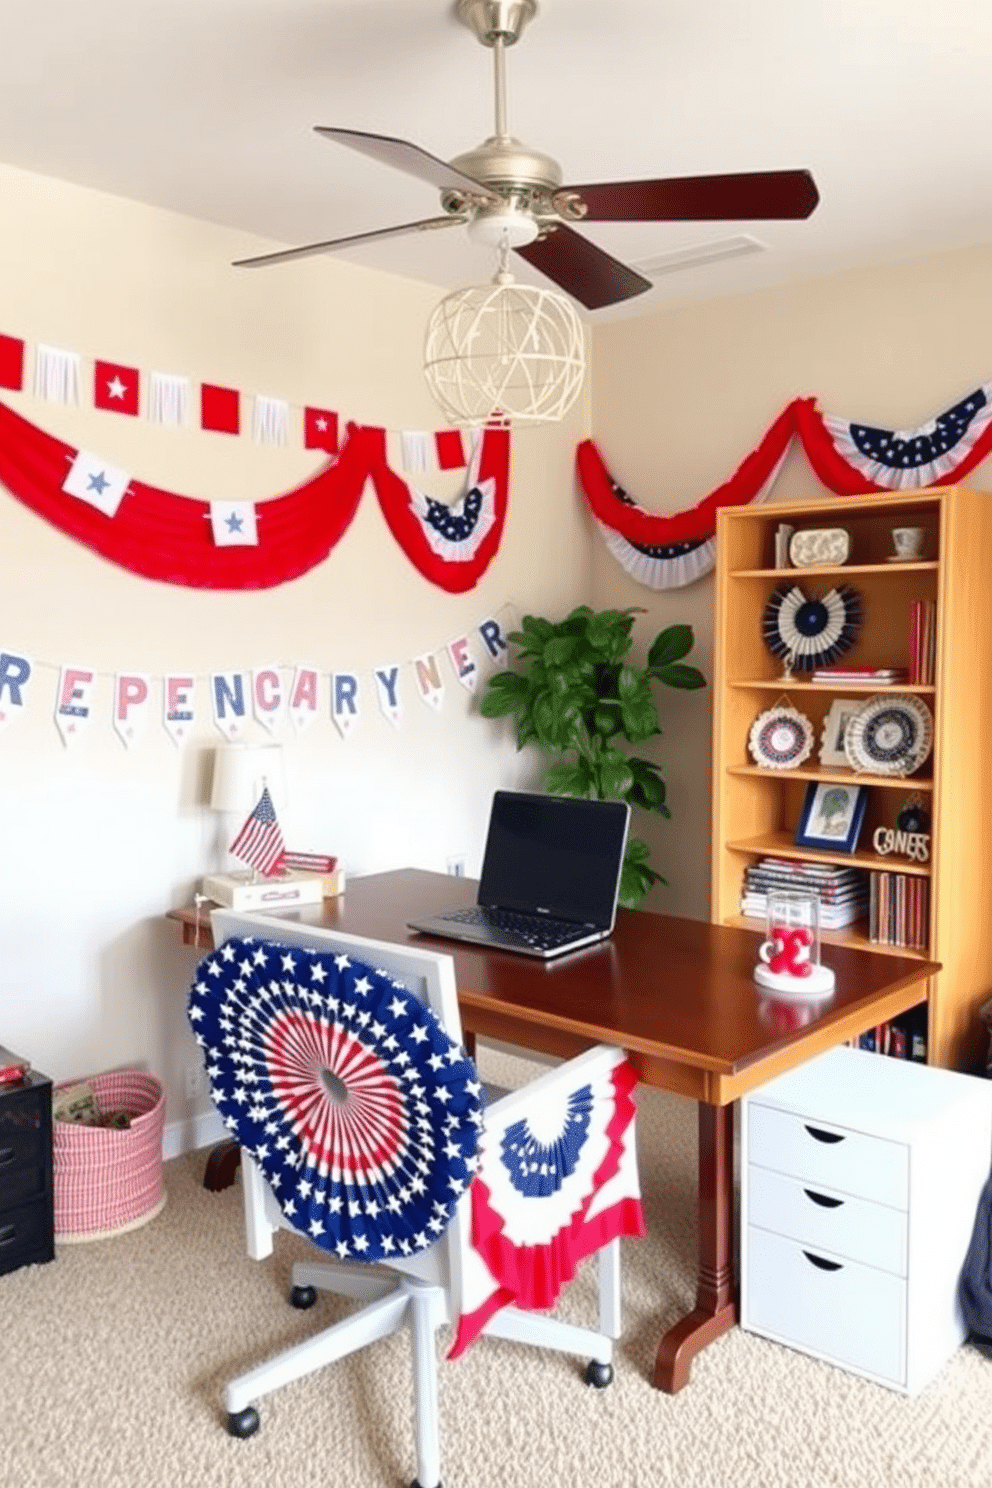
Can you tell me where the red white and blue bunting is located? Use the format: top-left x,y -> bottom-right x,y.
188,937 -> 483,1263
578,385 -> 992,589
0,398 -> 510,593
449,1047 -> 643,1358
365,423 -> 511,595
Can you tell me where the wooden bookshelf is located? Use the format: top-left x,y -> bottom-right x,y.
711,487 -> 992,1073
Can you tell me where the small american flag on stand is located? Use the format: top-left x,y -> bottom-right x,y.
229,786 -> 286,877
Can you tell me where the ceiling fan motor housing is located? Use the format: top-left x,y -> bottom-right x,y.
456,0 -> 537,47
448,136 -> 563,195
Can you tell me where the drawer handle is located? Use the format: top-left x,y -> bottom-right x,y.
0,1224 -> 16,1247
0,1147 -> 14,1168
804,1124 -> 844,1145
802,1250 -> 843,1272
803,1188 -> 843,1209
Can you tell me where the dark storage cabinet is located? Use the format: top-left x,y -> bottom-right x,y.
0,1070 -> 54,1274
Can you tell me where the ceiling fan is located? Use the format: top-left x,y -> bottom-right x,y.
234,0 -> 819,311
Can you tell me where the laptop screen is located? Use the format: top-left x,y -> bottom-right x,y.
477,791 -> 630,928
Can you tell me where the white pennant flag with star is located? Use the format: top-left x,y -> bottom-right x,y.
210,501 -> 258,546
62,451 -> 131,517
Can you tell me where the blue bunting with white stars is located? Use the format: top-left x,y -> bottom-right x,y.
188,936 -> 482,1262
822,388 -> 992,488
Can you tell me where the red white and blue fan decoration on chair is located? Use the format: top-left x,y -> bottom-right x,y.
188,937 -> 482,1262
450,1048 -> 643,1357
762,583 -> 862,672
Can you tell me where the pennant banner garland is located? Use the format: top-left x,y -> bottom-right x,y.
578,384 -> 992,589
0,611 -> 512,750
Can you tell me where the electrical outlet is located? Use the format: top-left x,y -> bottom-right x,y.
446,855 -> 466,877
184,1065 -> 204,1101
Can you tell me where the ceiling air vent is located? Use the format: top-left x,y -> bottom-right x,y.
632,234 -> 766,278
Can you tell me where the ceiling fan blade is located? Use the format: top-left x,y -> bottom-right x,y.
514,225 -> 652,311
564,169 -> 819,222
233,216 -> 463,269
315,127 -> 495,198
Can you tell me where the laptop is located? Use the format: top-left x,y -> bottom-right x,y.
407,790 -> 631,960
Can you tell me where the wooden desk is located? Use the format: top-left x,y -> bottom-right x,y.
170,868 -> 938,1394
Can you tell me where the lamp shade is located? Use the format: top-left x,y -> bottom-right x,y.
423,271 -> 585,426
210,743 -> 287,814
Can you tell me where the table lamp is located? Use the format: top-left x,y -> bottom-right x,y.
210,742 -> 286,861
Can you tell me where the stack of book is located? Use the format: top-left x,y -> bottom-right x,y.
907,599 -> 937,684
741,858 -> 870,928
810,665 -> 908,685
855,1005 -> 928,1061
868,870 -> 930,949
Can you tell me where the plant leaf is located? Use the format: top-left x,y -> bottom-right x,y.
544,760 -> 593,797
619,837 -> 665,907
479,670 -> 530,717
597,753 -> 634,800
649,662 -> 707,691
647,623 -> 694,669
627,757 -> 670,814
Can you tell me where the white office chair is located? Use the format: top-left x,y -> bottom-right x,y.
189,911 -> 643,1488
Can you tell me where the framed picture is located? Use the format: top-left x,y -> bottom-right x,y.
795,781 -> 869,854
819,698 -> 861,767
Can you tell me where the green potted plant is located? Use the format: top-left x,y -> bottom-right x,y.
479,605 -> 706,908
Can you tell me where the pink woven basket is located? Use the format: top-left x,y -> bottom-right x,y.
52,1071 -> 166,1241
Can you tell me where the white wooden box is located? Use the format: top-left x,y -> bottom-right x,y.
741,1045 -> 992,1394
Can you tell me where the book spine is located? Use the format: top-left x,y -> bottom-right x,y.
908,599 -> 921,686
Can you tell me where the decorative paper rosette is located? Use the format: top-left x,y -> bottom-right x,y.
844,694 -> 934,777
747,704 -> 815,770
188,937 -> 482,1262
762,583 -> 862,671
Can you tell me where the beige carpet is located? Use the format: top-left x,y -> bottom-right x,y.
3,1045 -> 992,1488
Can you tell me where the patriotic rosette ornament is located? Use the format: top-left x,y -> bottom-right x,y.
762,583 -> 862,672
188,937 -> 482,1262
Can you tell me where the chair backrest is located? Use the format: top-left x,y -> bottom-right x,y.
196,910 -> 479,1289
196,911 -> 642,1344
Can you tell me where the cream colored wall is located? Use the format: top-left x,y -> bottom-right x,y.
589,243 -> 992,921
0,163 -> 593,1141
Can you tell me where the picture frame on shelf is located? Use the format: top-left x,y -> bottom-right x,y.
818,698 -> 861,768
795,781 -> 869,854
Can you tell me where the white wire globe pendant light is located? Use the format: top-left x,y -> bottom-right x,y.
422,266 -> 586,426
423,229 -> 586,427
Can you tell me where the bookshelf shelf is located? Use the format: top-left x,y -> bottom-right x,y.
727,765 -> 934,793
721,914 -> 933,959
733,560 -> 940,580
730,680 -> 937,696
712,486 -> 992,1072
725,831 -> 932,876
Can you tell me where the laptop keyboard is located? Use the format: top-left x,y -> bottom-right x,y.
440,906 -> 590,952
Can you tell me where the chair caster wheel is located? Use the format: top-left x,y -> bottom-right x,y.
410,1479 -> 442,1488
291,1284 -> 318,1309
227,1406 -> 260,1438
584,1359 -> 614,1389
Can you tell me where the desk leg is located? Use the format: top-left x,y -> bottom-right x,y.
203,1139 -> 241,1192
653,1101 -> 737,1392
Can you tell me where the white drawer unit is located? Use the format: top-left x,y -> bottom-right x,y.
741,1045 -> 992,1395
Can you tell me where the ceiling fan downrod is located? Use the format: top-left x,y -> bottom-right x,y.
456,0 -> 537,139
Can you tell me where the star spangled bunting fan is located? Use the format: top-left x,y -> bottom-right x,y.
762,583 -> 862,672
450,1047 -> 643,1357
188,937 -> 483,1262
